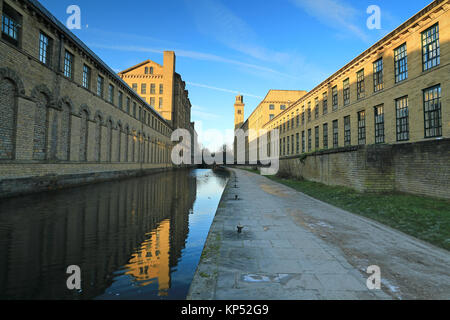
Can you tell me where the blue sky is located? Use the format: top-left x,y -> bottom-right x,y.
41,0 -> 432,150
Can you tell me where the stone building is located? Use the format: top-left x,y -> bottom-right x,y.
233,90 -> 307,163
235,0 -> 449,199
0,0 -> 184,198
118,53 -> 195,140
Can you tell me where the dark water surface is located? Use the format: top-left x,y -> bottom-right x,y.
0,169 -> 228,300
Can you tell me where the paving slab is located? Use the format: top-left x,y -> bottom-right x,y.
187,169 -> 450,300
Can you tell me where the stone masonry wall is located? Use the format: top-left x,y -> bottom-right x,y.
278,139 -> 450,199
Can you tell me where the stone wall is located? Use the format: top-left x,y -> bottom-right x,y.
278,139 -> 450,199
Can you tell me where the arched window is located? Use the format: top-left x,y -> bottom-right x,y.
144,67 -> 148,74
150,67 -> 154,74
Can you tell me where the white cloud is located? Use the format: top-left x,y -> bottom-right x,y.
89,43 -> 297,79
186,82 -> 263,99
290,0 -> 369,42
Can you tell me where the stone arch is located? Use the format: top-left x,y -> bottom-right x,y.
0,67 -> 25,96
30,85 -> 53,160
79,104 -> 92,120
93,110 -> 104,125
31,84 -> 54,105
58,96 -> 75,114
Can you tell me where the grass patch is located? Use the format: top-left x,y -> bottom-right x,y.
262,174 -> 450,251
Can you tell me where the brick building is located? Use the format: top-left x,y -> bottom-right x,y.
0,0 -> 190,197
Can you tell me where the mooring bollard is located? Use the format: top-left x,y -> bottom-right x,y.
237,224 -> 244,233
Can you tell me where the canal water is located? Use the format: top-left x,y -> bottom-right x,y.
0,169 -> 229,300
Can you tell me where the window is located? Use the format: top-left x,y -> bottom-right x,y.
150,84 -> 156,94
39,32 -> 51,65
2,5 -> 21,45
291,135 -> 294,155
132,83 -> 137,92
141,83 -> 146,94
423,85 -> 442,138
301,131 -> 305,153
280,105 -> 286,110
283,137 -> 286,156
315,126 -> 319,150
301,107 -> 305,125
291,115 -> 295,128
150,97 -> 155,107
344,116 -> 351,146
323,92 -> 328,115
307,129 -> 312,152
357,70 -> 365,100
159,97 -> 163,108
133,102 -> 137,118
333,120 -> 338,148
269,104 -> 275,110
159,84 -> 163,94
150,67 -> 154,74
343,78 -> 350,106
108,84 -> 114,104
270,114 -> 275,120
287,136 -> 290,154
374,105 -> 385,144
315,98 -> 319,119
332,86 -> 338,111
394,43 -> 408,83
237,110 -> 242,115
145,67 -> 149,74
126,97 -> 131,113
287,117 -> 290,130
296,133 -> 299,154
395,96 -> 409,141
296,114 -> 300,127
307,102 -> 311,121
323,123 -> 328,149
373,58 -> 383,92
358,111 -> 366,145
118,92 -> 123,109
97,76 -> 104,97
422,24 -> 440,71
82,65 -> 91,89
64,51 -> 74,79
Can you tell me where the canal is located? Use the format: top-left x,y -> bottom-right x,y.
0,168 -> 229,300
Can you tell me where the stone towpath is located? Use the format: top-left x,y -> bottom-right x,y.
187,168 -> 450,300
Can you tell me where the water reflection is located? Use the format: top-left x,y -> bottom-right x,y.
0,169 -> 228,300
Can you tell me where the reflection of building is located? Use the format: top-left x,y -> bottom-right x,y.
125,220 -> 171,295
0,169 -> 196,299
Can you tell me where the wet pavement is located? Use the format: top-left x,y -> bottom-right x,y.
188,168 -> 450,300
